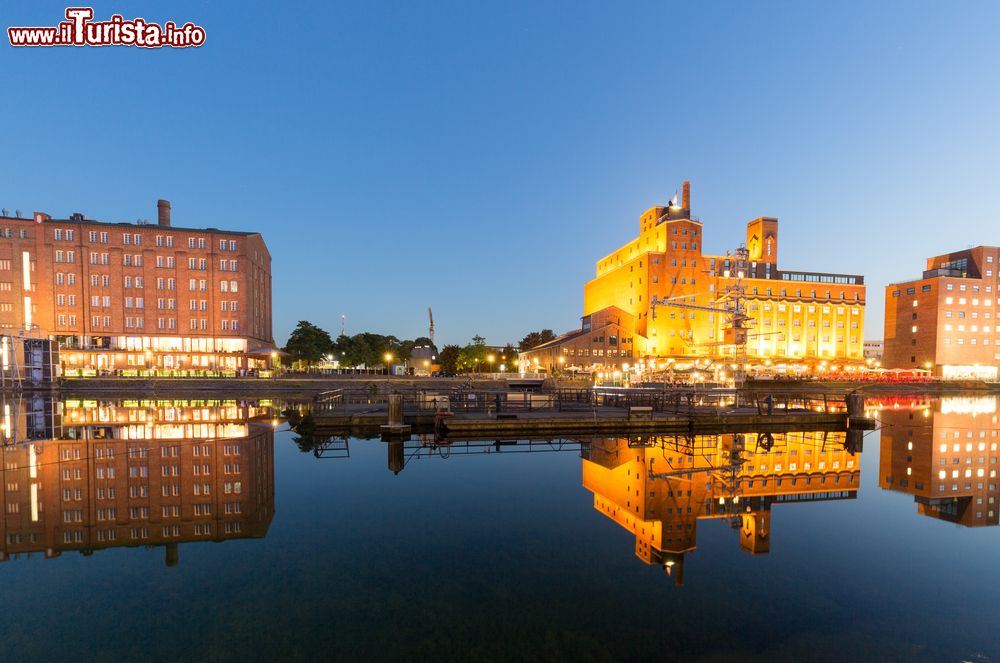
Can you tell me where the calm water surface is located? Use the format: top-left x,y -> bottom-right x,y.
1,394 -> 998,662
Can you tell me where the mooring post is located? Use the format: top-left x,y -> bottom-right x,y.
846,393 -> 864,420
388,393 -> 403,426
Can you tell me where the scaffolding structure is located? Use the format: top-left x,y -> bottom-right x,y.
649,245 -> 754,400
1,334 -> 60,391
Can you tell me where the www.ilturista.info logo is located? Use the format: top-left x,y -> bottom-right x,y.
8,7 -> 206,48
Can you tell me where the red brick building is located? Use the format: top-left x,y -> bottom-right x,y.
884,246 -> 1000,378
0,200 -> 274,375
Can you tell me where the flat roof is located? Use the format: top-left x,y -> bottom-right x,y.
0,214 -> 261,237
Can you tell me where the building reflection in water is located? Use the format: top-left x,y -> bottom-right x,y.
0,396 -> 275,565
878,396 -> 999,527
581,431 -> 861,585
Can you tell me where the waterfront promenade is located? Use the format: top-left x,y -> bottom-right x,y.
44,374 -> 1000,398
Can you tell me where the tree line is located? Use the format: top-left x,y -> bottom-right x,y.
282,320 -> 559,372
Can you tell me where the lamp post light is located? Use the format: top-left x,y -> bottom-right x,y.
488,354 -> 495,373
271,351 -> 278,379
384,352 -> 393,376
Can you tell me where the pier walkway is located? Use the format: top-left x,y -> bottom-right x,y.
309,387 -> 875,439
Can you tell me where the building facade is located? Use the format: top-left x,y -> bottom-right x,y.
520,307 -> 640,375
863,340 -> 884,362
520,182 -> 866,374
0,201 -> 274,375
884,246 -> 1000,378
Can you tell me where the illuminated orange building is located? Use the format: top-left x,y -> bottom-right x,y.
582,431 -> 860,584
521,182 -> 866,374
0,201 -> 274,376
879,396 -> 999,526
884,246 -> 1000,378
0,398 -> 275,564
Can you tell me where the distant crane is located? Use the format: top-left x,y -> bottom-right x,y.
649,246 -> 754,398
428,307 -> 435,346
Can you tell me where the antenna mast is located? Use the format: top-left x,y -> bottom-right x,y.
428,307 -> 435,346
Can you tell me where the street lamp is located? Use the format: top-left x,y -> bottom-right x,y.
384,352 -> 393,375
488,354 -> 495,372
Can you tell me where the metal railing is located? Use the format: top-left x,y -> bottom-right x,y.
311,386 -> 858,416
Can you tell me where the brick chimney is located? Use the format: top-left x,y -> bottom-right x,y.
157,199 -> 171,227
682,181 -> 690,210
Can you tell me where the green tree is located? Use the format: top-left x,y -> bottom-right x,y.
438,345 -> 461,372
519,329 -> 556,352
501,343 -> 518,371
284,320 -> 334,366
332,332 -> 425,368
457,335 -> 489,372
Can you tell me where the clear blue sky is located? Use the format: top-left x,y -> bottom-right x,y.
2,1 -> 998,347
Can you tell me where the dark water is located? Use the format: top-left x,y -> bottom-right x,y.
1,394 -> 998,662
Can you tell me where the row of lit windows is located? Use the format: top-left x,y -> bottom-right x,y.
941,338 -> 1000,347
942,324 -> 995,332
944,297 -> 996,306
563,348 -> 631,357
938,469 -> 997,479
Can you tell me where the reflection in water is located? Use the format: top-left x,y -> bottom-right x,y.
1,396 -> 276,565
581,432 -> 860,584
878,396 -> 999,527
296,421 -> 864,585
